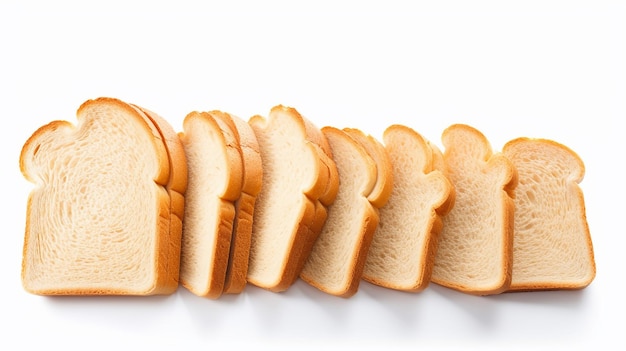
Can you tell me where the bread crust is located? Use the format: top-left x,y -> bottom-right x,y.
20,97 -> 174,295
131,105 -> 188,294
343,128 -> 394,208
212,112 -> 263,294
179,111 -> 243,298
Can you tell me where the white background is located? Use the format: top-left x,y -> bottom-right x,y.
2,1 -> 625,350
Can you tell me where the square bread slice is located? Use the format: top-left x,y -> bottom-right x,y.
503,137 -> 596,291
20,97 -> 185,295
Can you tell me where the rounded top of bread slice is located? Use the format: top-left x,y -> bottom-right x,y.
343,128 -> 394,209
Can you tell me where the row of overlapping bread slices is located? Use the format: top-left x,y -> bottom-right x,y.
19,97 -> 596,298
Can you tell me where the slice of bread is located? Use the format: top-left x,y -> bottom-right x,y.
130,105 -> 188,292
247,105 -> 339,292
179,111 -> 243,298
300,127 -> 392,297
503,137 -> 596,291
431,124 -> 517,295
20,97 -> 183,295
362,125 -> 455,292
211,112 -> 263,295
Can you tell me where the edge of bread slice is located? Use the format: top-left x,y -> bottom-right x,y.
362,124 -> 455,292
130,104 -> 188,294
247,105 -> 339,292
211,112 -> 264,295
431,123 -> 517,295
179,111 -> 243,298
503,137 -> 595,291
20,97 -> 177,295
300,126 -> 392,298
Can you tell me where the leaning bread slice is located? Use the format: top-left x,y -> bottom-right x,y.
431,124 -> 517,295
247,105 -> 339,292
131,105 -> 188,292
503,137 -> 595,291
20,97 -> 179,295
179,111 -> 243,298
300,127 -> 392,297
362,125 -> 454,292
211,112 -> 263,295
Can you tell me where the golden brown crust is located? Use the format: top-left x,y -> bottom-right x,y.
130,104 -> 187,294
342,128 -> 394,208
269,105 -> 339,207
212,112 -> 263,294
179,111 -> 243,298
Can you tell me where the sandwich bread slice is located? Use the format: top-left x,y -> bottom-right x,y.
503,137 -> 596,291
20,97 -> 186,295
431,124 -> 517,295
212,112 -> 263,295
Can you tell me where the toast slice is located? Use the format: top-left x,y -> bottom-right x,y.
179,111 -> 243,298
20,97 -> 183,295
503,137 -> 595,291
431,124 -> 517,295
300,127 -> 392,297
211,112 -> 263,295
362,125 -> 455,292
247,105 -> 339,292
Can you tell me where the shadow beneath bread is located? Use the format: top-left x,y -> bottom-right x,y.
43,293 -> 174,306
428,281 -> 589,326
42,292 -> 179,331
495,286 -> 588,306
